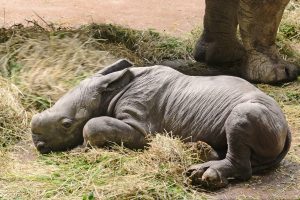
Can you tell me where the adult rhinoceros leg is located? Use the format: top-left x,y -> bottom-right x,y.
186,102 -> 287,188
83,116 -> 147,149
238,0 -> 298,83
194,0 -> 245,65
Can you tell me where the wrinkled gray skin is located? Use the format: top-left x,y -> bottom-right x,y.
194,0 -> 298,83
31,60 -> 291,188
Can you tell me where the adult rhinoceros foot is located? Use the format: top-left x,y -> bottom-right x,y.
242,47 -> 298,83
193,35 -> 245,66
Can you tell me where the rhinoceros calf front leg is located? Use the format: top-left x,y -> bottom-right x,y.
83,117 -> 147,149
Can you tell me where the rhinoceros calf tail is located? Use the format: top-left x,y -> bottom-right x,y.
252,128 -> 292,173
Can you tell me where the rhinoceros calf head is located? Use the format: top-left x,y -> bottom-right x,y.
31,91 -> 90,153
31,60 -> 133,153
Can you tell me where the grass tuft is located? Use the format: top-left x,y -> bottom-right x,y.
0,77 -> 29,148
87,24 -> 193,64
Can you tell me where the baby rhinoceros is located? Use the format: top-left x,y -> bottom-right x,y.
31,59 -> 291,188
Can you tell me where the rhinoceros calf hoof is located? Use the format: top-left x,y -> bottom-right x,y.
185,159 -> 252,189
185,161 -> 228,189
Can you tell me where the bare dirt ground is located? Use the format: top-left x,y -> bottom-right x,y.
0,0 -> 204,36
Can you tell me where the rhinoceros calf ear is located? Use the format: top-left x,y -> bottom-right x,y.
97,59 -> 133,75
102,69 -> 135,92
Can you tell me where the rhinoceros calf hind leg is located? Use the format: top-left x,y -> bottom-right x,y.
186,102 -> 287,188
83,116 -> 147,149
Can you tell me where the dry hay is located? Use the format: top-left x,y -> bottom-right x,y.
0,23 -> 192,111
0,77 -> 28,148
0,134 -> 208,199
0,33 -> 118,110
88,24 -> 193,64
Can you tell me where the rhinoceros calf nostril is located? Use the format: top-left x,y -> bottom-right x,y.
285,67 -> 290,77
36,141 -> 51,154
36,141 -> 45,150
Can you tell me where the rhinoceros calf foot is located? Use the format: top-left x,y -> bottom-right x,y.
83,116 -> 146,149
185,158 -> 251,189
242,47 -> 298,83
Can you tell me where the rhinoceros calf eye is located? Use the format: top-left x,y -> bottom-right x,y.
61,118 -> 73,129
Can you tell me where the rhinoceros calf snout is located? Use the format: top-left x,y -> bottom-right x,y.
31,114 -> 50,153
31,113 -> 42,133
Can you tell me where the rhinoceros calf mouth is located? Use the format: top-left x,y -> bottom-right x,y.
32,132 -> 82,154
32,134 -> 51,154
